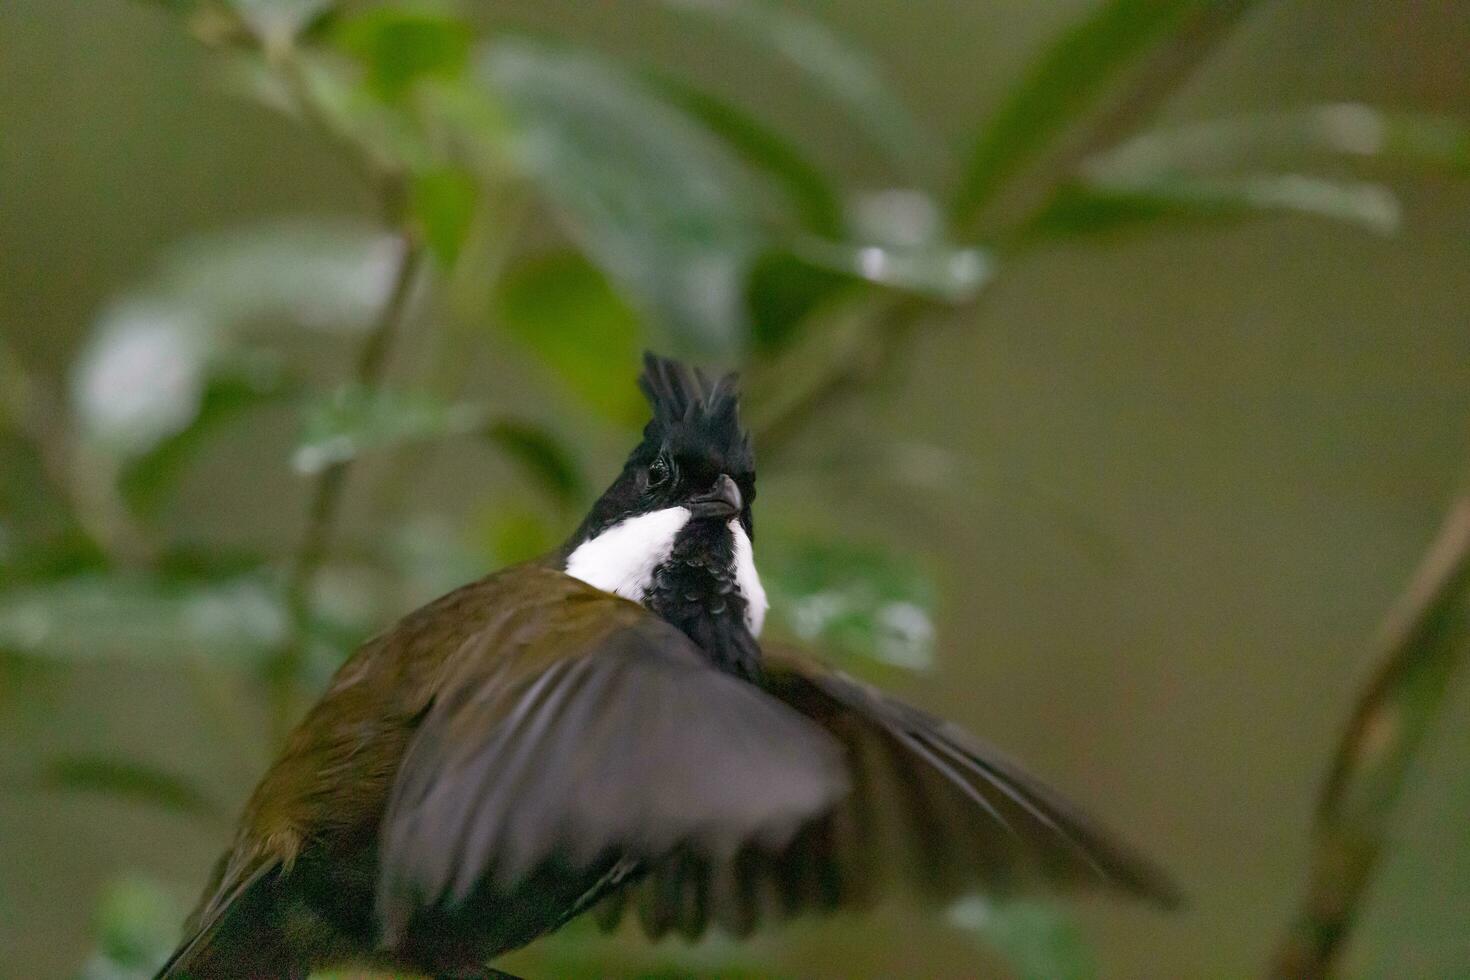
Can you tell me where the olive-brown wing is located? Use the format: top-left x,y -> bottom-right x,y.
376,606 -> 849,936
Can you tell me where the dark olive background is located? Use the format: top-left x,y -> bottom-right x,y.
2,1 -> 1469,977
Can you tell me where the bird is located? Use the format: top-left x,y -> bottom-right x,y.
157,353 -> 1180,980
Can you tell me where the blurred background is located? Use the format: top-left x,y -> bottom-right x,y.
2,1 -> 1469,977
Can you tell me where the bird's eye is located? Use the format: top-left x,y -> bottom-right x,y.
647,454 -> 673,490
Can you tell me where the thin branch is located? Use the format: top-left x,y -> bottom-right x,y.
269,233 -> 425,742
1270,491 -> 1470,979
0,336 -> 154,566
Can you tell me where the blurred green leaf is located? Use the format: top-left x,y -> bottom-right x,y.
226,48 -> 436,171
74,221 -> 398,453
664,0 -> 940,182
483,40 -> 761,356
36,755 -> 222,821
79,875 -> 184,980
154,220 -> 399,335
494,250 -> 646,425
648,71 -> 844,237
294,385 -> 489,474
793,188 -> 993,302
950,897 -> 1097,980
745,250 -> 857,352
71,303 -> 212,456
226,0 -> 334,46
1084,103 -> 1470,182
484,419 -> 587,511
332,6 -> 472,101
0,574 -> 285,666
794,236 -> 992,302
952,0 -> 1206,225
765,539 -> 937,671
1031,173 -> 1401,239
119,353 -> 296,514
411,166 -> 480,266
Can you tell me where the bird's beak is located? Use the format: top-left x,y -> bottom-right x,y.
688,473 -> 743,519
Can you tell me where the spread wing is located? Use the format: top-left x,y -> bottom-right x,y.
597,651 -> 1182,940
376,600 -> 848,935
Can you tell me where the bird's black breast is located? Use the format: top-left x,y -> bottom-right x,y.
647,520 -> 760,680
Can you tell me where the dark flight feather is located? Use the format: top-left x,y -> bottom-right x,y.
594,651 -> 1182,941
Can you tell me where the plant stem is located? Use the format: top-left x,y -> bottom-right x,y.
0,336 -> 154,566
1270,492 -> 1470,979
269,233 -> 425,743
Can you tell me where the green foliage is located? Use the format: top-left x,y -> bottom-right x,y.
663,0 -> 939,182
78,876 -> 184,980
0,574 -> 284,666
410,166 -> 480,265
950,897 -> 1097,980
35,755 -> 223,822
293,384 -> 490,473
333,6 -> 473,102
952,0 -> 1211,226
765,539 -> 937,672
483,40 -> 763,356
494,250 -> 648,424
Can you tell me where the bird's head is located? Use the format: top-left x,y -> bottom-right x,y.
562,353 -> 766,672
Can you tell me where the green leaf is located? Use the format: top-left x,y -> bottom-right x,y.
0,574 -> 286,666
71,302 -> 212,456
119,354 -> 296,514
74,221 -> 398,457
793,236 -> 992,302
745,250 -> 857,352
225,0 -> 334,46
647,71 -> 844,237
1082,103 -> 1470,181
411,167 -> 480,266
332,6 -> 473,102
950,897 -> 1097,980
36,755 -> 222,820
1030,173 -> 1401,239
494,250 -> 646,425
764,539 -> 937,672
484,419 -> 587,511
482,41 -> 762,356
663,0 -> 940,182
792,189 -> 993,303
951,0 -> 1207,225
79,875 -> 184,980
153,220 -> 399,336
293,385 -> 490,474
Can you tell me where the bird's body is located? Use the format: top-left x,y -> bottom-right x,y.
160,356 -> 1179,979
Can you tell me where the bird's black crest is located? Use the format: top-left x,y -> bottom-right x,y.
637,352 -> 752,474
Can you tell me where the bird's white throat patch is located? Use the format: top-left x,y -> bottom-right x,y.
565,506 -> 691,605
563,506 -> 767,637
729,519 -> 767,636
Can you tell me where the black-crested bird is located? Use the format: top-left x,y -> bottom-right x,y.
158,354 -> 1180,979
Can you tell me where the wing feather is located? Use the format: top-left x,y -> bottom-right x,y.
599,652 -> 1182,941
376,613 -> 848,937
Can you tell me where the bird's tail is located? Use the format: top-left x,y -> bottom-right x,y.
154,864 -> 301,980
